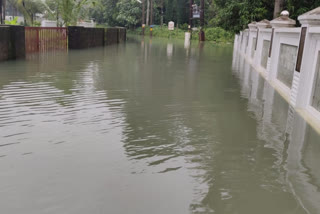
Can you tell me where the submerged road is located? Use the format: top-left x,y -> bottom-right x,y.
0,36 -> 319,214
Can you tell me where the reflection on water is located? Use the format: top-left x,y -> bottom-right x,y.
0,36 -> 319,214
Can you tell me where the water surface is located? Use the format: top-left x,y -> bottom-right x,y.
0,37 -> 319,214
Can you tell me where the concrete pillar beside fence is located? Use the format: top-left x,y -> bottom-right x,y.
295,7 -> 320,120
268,12 -> 297,101
241,29 -> 249,54
253,20 -> 272,75
247,22 -> 258,61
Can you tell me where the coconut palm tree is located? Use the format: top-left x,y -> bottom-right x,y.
45,0 -> 97,26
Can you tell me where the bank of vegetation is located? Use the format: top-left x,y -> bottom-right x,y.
130,26 -> 234,43
87,0 -> 320,32
1,0 -> 320,38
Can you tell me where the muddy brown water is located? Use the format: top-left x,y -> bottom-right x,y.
0,36 -> 319,214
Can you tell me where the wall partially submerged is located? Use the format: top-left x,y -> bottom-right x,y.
0,26 -> 126,61
0,27 -> 10,61
68,27 -> 104,49
68,26 -> 126,49
233,9 -> 320,213
234,8 -> 320,128
0,25 -> 25,61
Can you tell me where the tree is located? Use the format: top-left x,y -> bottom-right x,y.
115,0 -> 141,28
207,0 -> 273,32
88,0 -> 118,26
88,0 -> 320,32
9,0 -> 45,25
286,0 -> 320,21
44,0 -> 96,26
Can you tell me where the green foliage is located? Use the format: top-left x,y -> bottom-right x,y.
7,0 -> 320,34
33,20 -> 41,26
204,27 -> 234,42
9,0 -> 45,26
115,0 -> 141,28
130,26 -> 234,43
207,0 -> 273,33
5,17 -> 19,25
43,0 -> 97,26
179,23 -> 189,31
285,0 -> 320,21
88,0 -> 118,26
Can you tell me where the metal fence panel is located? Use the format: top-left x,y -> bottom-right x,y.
25,27 -> 68,53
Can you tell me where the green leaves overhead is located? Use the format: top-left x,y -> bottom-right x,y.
8,0 -> 45,25
45,0 -> 97,26
115,0 -> 141,28
6,0 -> 320,31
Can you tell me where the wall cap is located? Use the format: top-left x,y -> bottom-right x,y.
257,19 -> 271,29
248,22 -> 257,30
270,11 -> 296,28
298,7 -> 320,26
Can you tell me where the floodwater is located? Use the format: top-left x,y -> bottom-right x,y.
0,36 -> 319,214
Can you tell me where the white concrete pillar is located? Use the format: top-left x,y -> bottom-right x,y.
268,11 -> 296,83
266,11 -> 297,104
184,32 -> 191,49
241,30 -> 249,54
238,31 -> 243,53
295,7 -> 320,113
254,20 -> 271,70
247,22 -> 258,60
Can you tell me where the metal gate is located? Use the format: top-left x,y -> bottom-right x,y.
25,27 -> 68,53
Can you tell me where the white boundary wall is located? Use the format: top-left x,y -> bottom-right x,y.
232,53 -> 320,214
234,7 -> 320,131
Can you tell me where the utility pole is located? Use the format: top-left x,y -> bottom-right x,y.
142,0 -> 145,35
146,0 -> 149,26
199,0 -> 205,41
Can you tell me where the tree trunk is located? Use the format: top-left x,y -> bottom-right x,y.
189,0 -> 193,29
150,0 -> 153,25
0,0 -> 3,24
274,0 -> 284,18
56,4 -> 59,27
200,0 -> 204,28
142,0 -> 145,25
160,0 -> 163,27
146,0 -> 149,26
3,0 -> 5,23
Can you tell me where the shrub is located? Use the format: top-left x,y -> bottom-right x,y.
129,26 -> 234,43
